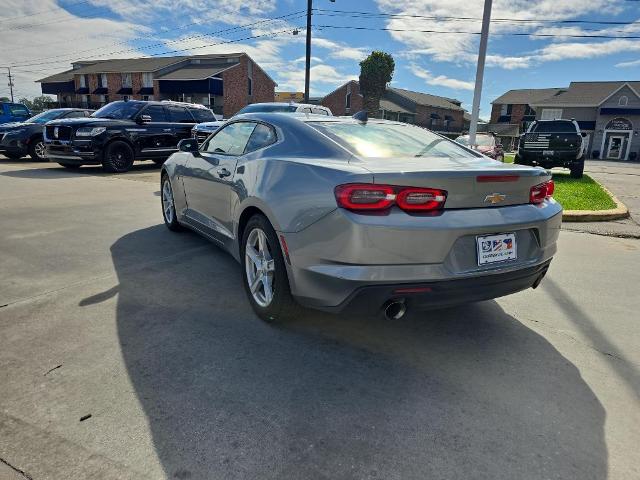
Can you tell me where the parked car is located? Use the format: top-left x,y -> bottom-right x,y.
515,119 -> 585,178
454,133 -> 505,162
192,120 -> 225,145
236,102 -> 332,116
0,108 -> 93,160
160,113 -> 561,322
0,102 -> 31,125
44,100 -> 216,172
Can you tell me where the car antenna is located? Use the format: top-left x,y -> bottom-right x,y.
352,110 -> 368,123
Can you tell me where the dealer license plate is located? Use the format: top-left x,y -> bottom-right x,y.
543,150 -> 554,156
476,233 -> 517,265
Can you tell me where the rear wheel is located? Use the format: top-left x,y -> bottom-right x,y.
102,141 -> 134,173
29,136 -> 47,161
241,214 -> 300,323
58,162 -> 82,169
570,159 -> 585,179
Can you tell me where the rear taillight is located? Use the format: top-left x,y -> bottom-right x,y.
335,184 -> 447,212
530,180 -> 554,204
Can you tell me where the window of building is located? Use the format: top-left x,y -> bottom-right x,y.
142,72 -> 153,88
79,75 -> 88,88
540,108 -> 563,120
98,73 -> 107,88
81,94 -> 90,106
345,83 -> 352,112
500,104 -> 513,116
248,77 -> 253,96
121,73 -> 132,88
619,96 -> 629,106
99,94 -> 109,104
524,105 -> 536,117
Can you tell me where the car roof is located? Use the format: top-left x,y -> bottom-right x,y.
105,100 -> 210,110
235,112 -> 408,127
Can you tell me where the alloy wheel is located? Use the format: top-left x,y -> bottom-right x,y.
109,146 -> 129,170
34,141 -> 46,160
245,228 -> 275,307
162,179 -> 175,224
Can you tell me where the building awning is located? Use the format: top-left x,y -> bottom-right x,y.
600,107 -> 640,115
158,78 -> 223,95
41,80 -> 75,95
430,113 -> 441,119
76,87 -> 89,94
117,87 -> 133,94
577,121 -> 596,131
444,115 -> 454,121
93,87 -> 108,94
138,87 -> 154,95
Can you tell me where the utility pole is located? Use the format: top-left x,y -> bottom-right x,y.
6,67 -> 15,102
468,0 -> 492,147
304,0 -> 312,103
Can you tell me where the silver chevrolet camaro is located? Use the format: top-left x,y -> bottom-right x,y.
160,112 -> 562,321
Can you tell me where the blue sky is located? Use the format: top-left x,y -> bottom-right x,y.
2,0 -> 640,118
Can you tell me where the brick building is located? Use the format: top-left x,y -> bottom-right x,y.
37,53 -> 276,117
321,80 -> 466,136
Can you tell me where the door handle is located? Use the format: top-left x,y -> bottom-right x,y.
217,168 -> 231,178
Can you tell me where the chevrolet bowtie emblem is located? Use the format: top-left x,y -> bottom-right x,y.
484,193 -> 506,204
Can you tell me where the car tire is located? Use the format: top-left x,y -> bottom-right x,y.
102,141 -> 134,173
570,159 -> 585,179
28,136 -> 47,161
161,174 -> 182,232
240,214 -> 300,323
58,162 -> 82,169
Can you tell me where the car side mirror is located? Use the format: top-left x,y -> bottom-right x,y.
136,114 -> 151,124
178,138 -> 199,154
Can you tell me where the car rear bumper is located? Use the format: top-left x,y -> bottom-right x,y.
518,150 -> 582,165
283,200 -> 562,310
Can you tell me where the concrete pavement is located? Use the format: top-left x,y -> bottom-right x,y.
1,157 -> 639,479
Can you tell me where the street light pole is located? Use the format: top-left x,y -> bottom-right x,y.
468,0 -> 492,146
5,67 -> 15,102
304,0 -> 312,103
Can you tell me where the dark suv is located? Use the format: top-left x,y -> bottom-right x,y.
0,108 -> 93,161
44,100 -> 216,172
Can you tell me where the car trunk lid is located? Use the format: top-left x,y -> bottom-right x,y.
353,156 -> 550,209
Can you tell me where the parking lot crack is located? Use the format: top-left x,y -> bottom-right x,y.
0,457 -> 33,479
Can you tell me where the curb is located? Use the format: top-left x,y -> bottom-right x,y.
562,181 -> 630,222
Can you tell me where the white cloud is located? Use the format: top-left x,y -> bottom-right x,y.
276,64 -> 357,95
616,58 -> 640,68
312,38 -> 369,61
409,63 -> 474,91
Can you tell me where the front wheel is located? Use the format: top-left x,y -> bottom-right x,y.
102,141 -> 134,173
29,137 -> 47,161
241,214 -> 300,322
161,174 -> 182,231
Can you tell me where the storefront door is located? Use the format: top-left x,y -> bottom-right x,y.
607,136 -> 624,159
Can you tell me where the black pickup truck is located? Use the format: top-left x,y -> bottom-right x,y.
44,100 -> 215,172
515,119 -> 585,178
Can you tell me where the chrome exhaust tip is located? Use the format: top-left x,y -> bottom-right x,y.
383,299 -> 407,320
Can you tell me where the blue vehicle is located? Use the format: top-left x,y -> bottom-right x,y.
0,102 -> 32,125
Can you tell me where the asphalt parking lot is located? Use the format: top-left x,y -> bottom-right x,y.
1,158 -> 639,480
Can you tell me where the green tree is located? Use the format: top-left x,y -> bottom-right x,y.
19,95 -> 55,112
359,51 -> 395,117
0,96 -> 9,102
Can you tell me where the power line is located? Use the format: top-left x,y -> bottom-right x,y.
313,24 -> 640,39
313,8 -> 640,27
9,12 -> 306,69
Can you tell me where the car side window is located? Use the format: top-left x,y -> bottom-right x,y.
204,122 -> 257,156
244,123 -> 277,153
312,108 -> 328,116
144,105 -> 168,122
64,111 -> 86,118
168,106 -> 195,123
301,107 -> 312,114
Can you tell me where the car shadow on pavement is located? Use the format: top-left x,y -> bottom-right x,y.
106,225 -> 607,480
0,161 -> 160,179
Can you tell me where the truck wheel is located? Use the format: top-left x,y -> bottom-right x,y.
102,141 -> 134,173
570,160 -> 585,179
29,136 -> 47,161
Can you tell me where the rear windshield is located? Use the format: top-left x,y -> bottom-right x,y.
310,122 -> 479,159
190,108 -> 216,122
531,121 -> 577,133
455,134 -> 494,146
238,104 -> 298,114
